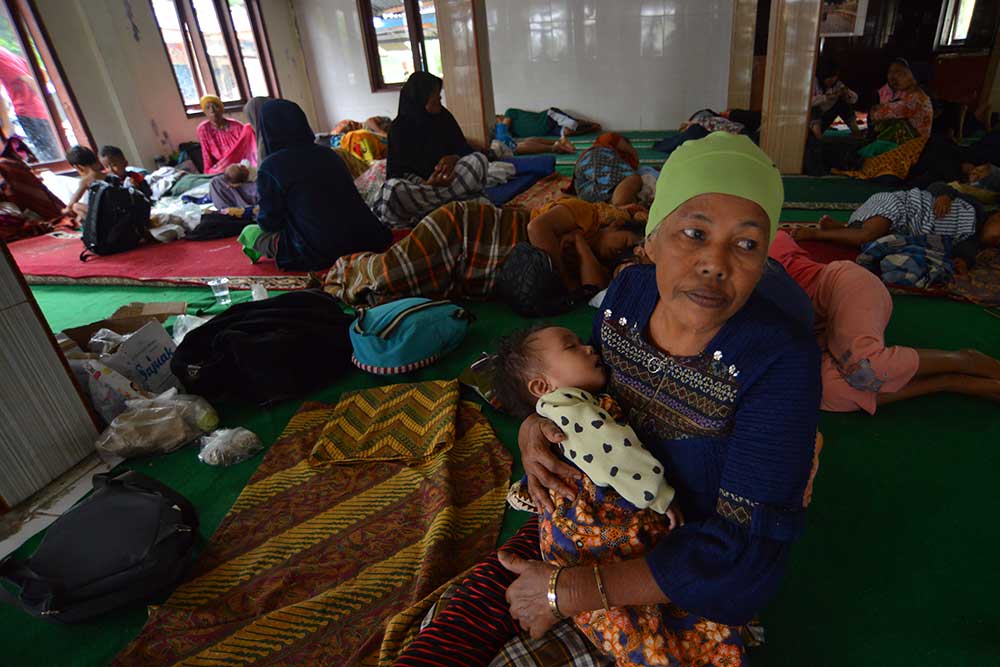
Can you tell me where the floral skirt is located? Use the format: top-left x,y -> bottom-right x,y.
539,476 -> 748,667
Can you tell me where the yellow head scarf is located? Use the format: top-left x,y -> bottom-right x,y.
200,95 -> 223,113
646,132 -> 783,244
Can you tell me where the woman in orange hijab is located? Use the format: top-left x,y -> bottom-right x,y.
572,131 -> 642,205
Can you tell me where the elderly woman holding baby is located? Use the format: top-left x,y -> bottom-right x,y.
391,133 -> 822,667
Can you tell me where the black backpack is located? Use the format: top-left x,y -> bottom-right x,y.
495,243 -> 576,318
79,178 -> 151,260
0,471 -> 198,623
171,289 -> 354,406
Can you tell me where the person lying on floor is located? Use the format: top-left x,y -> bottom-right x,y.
375,72 -> 489,228
210,161 -> 258,210
573,132 -> 642,205
99,145 -> 152,198
197,95 -> 258,174
62,145 -> 106,220
390,132 -> 822,667
323,197 -> 645,306
810,61 -> 860,139
491,115 -> 575,157
790,185 -> 985,257
494,323 -> 685,667
237,99 -> 391,271
503,106 -> 601,138
770,230 -> 1000,411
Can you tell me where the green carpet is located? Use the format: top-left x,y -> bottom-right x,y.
3,272 -> 998,665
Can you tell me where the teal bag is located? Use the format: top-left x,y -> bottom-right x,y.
349,298 -> 473,375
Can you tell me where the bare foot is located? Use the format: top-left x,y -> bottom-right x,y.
819,215 -> 842,230
554,137 -> 576,154
790,226 -> 819,241
960,349 -> 1000,380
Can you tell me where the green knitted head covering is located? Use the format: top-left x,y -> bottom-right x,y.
646,132 -> 783,243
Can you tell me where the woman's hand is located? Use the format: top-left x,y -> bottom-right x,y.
426,155 -> 459,187
498,551 -> 561,639
933,194 -> 952,218
518,414 -> 580,512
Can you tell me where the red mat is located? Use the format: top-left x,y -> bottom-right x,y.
7,232 -> 310,290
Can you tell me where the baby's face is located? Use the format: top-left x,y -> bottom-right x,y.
530,327 -> 607,395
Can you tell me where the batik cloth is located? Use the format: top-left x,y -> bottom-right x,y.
857,233 -> 956,289
324,200 -> 529,306
114,394 -> 511,667
573,147 -> 637,203
849,188 -> 978,241
374,152 -> 489,228
832,136 -> 928,182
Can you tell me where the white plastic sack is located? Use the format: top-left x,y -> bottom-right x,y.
198,428 -> 263,466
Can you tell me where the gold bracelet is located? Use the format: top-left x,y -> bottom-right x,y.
593,563 -> 610,611
547,566 -> 566,620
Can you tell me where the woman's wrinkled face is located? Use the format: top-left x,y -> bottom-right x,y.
644,193 -> 769,335
425,85 -> 443,114
205,101 -> 224,123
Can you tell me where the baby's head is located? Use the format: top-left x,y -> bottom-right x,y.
493,325 -> 607,419
66,145 -> 100,175
224,163 -> 250,185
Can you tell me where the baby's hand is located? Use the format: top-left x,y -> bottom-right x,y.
666,501 -> 684,531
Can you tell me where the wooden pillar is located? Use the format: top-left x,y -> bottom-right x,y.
759,0 -> 823,174
435,0 -> 495,147
728,0 -> 758,110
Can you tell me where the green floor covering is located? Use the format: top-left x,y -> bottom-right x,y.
3,277 -> 998,666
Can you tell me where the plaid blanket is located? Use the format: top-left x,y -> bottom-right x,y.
857,233 -> 955,288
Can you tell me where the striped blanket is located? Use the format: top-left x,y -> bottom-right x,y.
113,385 -> 512,667
324,200 -> 530,306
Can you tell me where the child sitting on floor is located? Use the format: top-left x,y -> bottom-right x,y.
99,145 -> 152,198
62,145 -> 106,219
494,324 -> 682,667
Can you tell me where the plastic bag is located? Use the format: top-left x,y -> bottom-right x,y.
95,405 -> 201,458
171,314 -> 211,345
94,389 -> 219,459
125,388 -> 219,433
198,428 -> 263,466
88,328 -> 130,354
84,360 -> 153,424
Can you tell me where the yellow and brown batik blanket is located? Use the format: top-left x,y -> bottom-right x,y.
114,380 -> 512,667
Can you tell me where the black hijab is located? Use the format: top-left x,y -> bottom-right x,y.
387,72 -> 471,180
258,99 -> 315,156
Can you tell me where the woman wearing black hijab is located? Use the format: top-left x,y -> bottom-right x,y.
241,99 -> 391,270
375,72 -> 488,228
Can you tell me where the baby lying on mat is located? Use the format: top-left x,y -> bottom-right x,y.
494,324 -> 682,667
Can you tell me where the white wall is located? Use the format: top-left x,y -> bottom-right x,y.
486,0 -> 735,130
294,0 -> 400,130
32,0 -> 315,168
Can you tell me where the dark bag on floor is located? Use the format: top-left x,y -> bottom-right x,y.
171,289 -> 354,406
0,471 -> 197,623
186,212 -> 252,241
495,243 -> 575,317
79,178 -> 151,260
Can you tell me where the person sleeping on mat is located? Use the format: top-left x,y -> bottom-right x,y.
493,323 -> 684,667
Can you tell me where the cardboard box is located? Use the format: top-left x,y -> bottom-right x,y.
61,301 -> 187,350
103,321 -> 182,394
110,301 -> 187,321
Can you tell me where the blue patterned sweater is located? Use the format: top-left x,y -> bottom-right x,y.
594,264 -> 821,625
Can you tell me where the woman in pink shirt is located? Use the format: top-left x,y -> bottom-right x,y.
869,58 -> 933,143
196,95 -> 257,174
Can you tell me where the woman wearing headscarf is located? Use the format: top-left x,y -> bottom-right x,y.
208,96 -> 272,210
390,132 -> 822,667
572,131 -> 643,205
237,99 -> 391,271
373,72 -> 488,228
196,95 -> 257,174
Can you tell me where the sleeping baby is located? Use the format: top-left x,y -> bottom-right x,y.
494,324 -> 682,667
